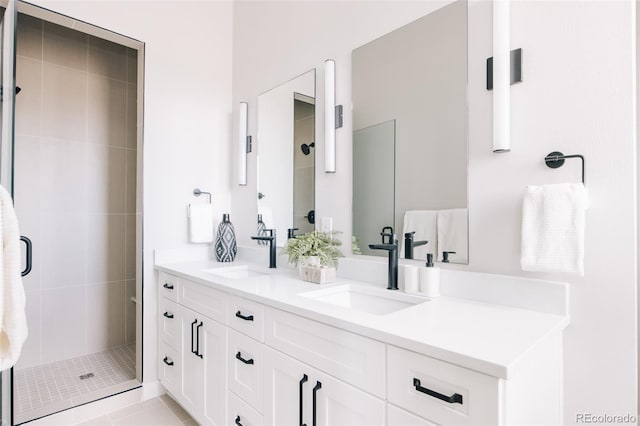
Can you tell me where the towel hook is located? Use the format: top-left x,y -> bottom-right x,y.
193,188 -> 212,203
544,151 -> 585,184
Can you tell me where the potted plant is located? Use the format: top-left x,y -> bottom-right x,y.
283,231 -> 344,283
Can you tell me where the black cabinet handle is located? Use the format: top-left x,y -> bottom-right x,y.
413,378 -> 463,404
235,311 -> 254,321
163,312 -> 174,319
163,356 -> 174,366
195,321 -> 204,359
163,283 -> 174,290
235,351 -> 254,365
235,415 -> 242,426
20,236 -> 32,277
190,319 -> 198,355
299,374 -> 308,426
312,381 -> 322,426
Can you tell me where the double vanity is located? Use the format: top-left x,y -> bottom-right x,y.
155,252 -> 568,426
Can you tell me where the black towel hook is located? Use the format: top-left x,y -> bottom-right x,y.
544,151 -> 585,184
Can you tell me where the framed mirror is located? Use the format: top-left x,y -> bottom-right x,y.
351,0 -> 468,264
257,69 -> 316,246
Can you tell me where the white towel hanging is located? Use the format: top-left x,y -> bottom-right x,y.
0,185 -> 28,370
521,183 -> 588,275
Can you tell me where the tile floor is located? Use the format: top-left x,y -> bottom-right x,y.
76,395 -> 196,426
15,344 -> 137,424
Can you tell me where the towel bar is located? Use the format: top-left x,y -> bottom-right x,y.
193,188 -> 212,203
544,151 -> 585,184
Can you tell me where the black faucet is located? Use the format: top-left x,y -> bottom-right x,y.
403,232 -> 428,260
442,251 -> 456,263
368,232 -> 399,290
287,228 -> 299,239
251,229 -> 277,268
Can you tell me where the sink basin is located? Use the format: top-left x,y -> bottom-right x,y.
299,284 -> 427,315
202,265 -> 269,280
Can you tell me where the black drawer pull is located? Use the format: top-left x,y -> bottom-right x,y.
235,416 -> 243,426
235,311 -> 254,321
191,319 -> 198,355
163,312 -> 174,319
413,378 -> 463,404
163,357 -> 174,366
312,381 -> 322,426
195,321 -> 204,359
299,374 -> 308,426
163,283 -> 174,290
235,351 -> 254,365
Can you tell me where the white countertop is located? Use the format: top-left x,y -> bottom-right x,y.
155,259 -> 569,379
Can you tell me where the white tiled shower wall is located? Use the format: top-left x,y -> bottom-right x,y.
14,14 -> 137,369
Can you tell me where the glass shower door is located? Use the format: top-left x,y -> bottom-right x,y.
0,0 -> 18,424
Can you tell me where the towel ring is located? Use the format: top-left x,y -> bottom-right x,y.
544,151 -> 585,184
193,188 -> 212,203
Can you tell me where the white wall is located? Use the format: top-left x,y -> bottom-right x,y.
29,0 -> 234,383
232,0 -> 637,423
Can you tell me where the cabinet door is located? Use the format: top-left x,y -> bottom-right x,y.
228,329 -> 263,411
263,347 -> 312,426
263,347 -> 385,426
202,317 -> 228,426
179,305 -> 204,417
312,368 -> 385,426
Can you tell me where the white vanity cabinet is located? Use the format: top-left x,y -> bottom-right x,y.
158,272 -> 228,426
263,346 -> 385,426
158,270 -> 564,426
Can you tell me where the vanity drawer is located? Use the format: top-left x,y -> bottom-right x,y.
159,298 -> 179,349
229,391 -> 263,426
159,272 -> 179,302
228,329 -> 263,412
159,343 -> 179,397
387,346 -> 500,426
264,307 -> 385,398
228,295 -> 264,342
178,278 -> 227,324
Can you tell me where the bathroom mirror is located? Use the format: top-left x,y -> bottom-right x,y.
257,70 -> 316,247
352,0 -> 468,264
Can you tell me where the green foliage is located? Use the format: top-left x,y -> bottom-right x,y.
282,231 -> 344,268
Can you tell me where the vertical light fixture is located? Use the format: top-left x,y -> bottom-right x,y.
493,0 -> 510,153
238,102 -> 249,185
324,59 -> 337,172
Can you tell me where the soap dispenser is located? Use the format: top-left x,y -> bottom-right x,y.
419,253 -> 440,298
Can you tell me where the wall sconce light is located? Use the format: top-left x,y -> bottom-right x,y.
238,102 -> 252,186
324,59 -> 343,173
487,0 -> 522,153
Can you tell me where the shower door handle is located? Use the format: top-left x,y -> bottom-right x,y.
20,236 -> 32,277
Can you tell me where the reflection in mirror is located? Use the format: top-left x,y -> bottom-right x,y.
351,0 -> 469,264
257,70 -> 316,247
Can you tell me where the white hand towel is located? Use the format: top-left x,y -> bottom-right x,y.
399,210 -> 437,260
0,185 -> 27,370
188,204 -> 214,243
520,183 -> 588,275
437,208 -> 468,263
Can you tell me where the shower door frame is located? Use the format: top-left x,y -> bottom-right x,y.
0,2 -> 145,424
0,0 -> 18,424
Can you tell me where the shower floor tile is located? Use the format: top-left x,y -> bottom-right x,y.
14,344 -> 137,424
